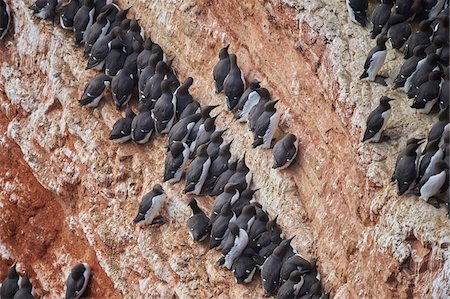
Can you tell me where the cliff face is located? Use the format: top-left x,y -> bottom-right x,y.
0,0 -> 449,298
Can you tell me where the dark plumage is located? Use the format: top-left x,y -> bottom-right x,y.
104,37 -> 127,77
167,113 -> 201,148
209,159 -> 237,196
152,79 -> 176,134
79,74 -> 112,107
111,66 -> 135,109
213,44 -> 230,93
73,0 -> 95,46
174,77 -> 194,119
272,134 -> 299,169
346,0 -> 368,27
252,100 -> 280,149
410,71 -> 442,113
13,274 -> 34,299
361,96 -> 394,143
360,35 -> 388,83
83,11 -> 110,57
187,198 -> 210,241
1,263 -> 19,299
403,20 -> 433,59
131,101 -> 154,144
65,263 -> 91,299
59,0 -> 81,30
163,141 -> 189,183
109,107 -> 136,143
223,54 -> 245,110
141,61 -> 170,104
386,15 -> 411,49
370,0 -> 393,39
183,144 -> 211,195
393,45 -> 427,89
209,202 -> 235,249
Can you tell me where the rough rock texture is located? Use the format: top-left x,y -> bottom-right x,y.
0,0 -> 449,298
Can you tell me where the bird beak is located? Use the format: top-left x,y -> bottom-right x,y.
225,44 -> 230,50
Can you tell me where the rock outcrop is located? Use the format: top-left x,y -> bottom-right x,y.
0,0 -> 449,298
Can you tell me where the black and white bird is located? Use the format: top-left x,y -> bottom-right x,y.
393,141 -> 422,195
190,116 -> 217,155
248,88 -> 271,131
234,79 -> 261,119
167,113 -> 201,148
174,77 -> 194,119
79,74 -> 112,107
111,65 -> 135,109
29,0 -> 57,20
280,254 -> 315,284
272,134 -> 299,169
231,247 -> 259,284
346,0 -> 368,27
360,35 -> 388,85
202,141 -> 232,192
418,139 -> 444,179
386,14 -> 411,49
277,270 -> 305,299
123,41 -> 143,77
133,184 -> 167,225
60,0 -> 80,30
252,100 -> 280,149
414,161 -> 449,204
223,54 -> 246,110
131,101 -> 154,144
141,61 -> 170,104
73,0 -> 95,46
109,107 -> 135,143
220,223 -> 249,269
227,155 -> 252,193
104,37 -> 127,77
188,105 -> 219,145
179,101 -> 200,120
236,87 -> 270,123
187,198 -> 210,242
395,0 -> 422,20
406,53 -> 440,97
138,55 -> 160,99
65,263 -> 91,299
109,6 -> 130,30
410,71 -> 442,114
206,130 -> 227,161
83,11 -> 110,57
210,183 -> 240,225
209,202 -> 236,249
439,68 -> 449,111
163,141 -> 190,183
391,138 -> 424,181
152,79 -> 176,134
136,37 -> 154,75
361,96 -> 395,143
86,27 -> 123,71
209,159 -> 238,196
232,189 -> 259,218
393,45 -> 427,89
1,263 -> 19,299
370,0 -> 393,39
403,19 -> 433,59
123,19 -> 144,53
247,207 -> 268,241
183,144 -> 211,195
234,204 -> 256,232
427,107 -> 449,144
261,238 -> 295,295
213,44 -> 230,93
0,0 -> 9,40
13,273 -> 34,299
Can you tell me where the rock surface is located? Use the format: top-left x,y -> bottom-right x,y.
0,0 -> 448,298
